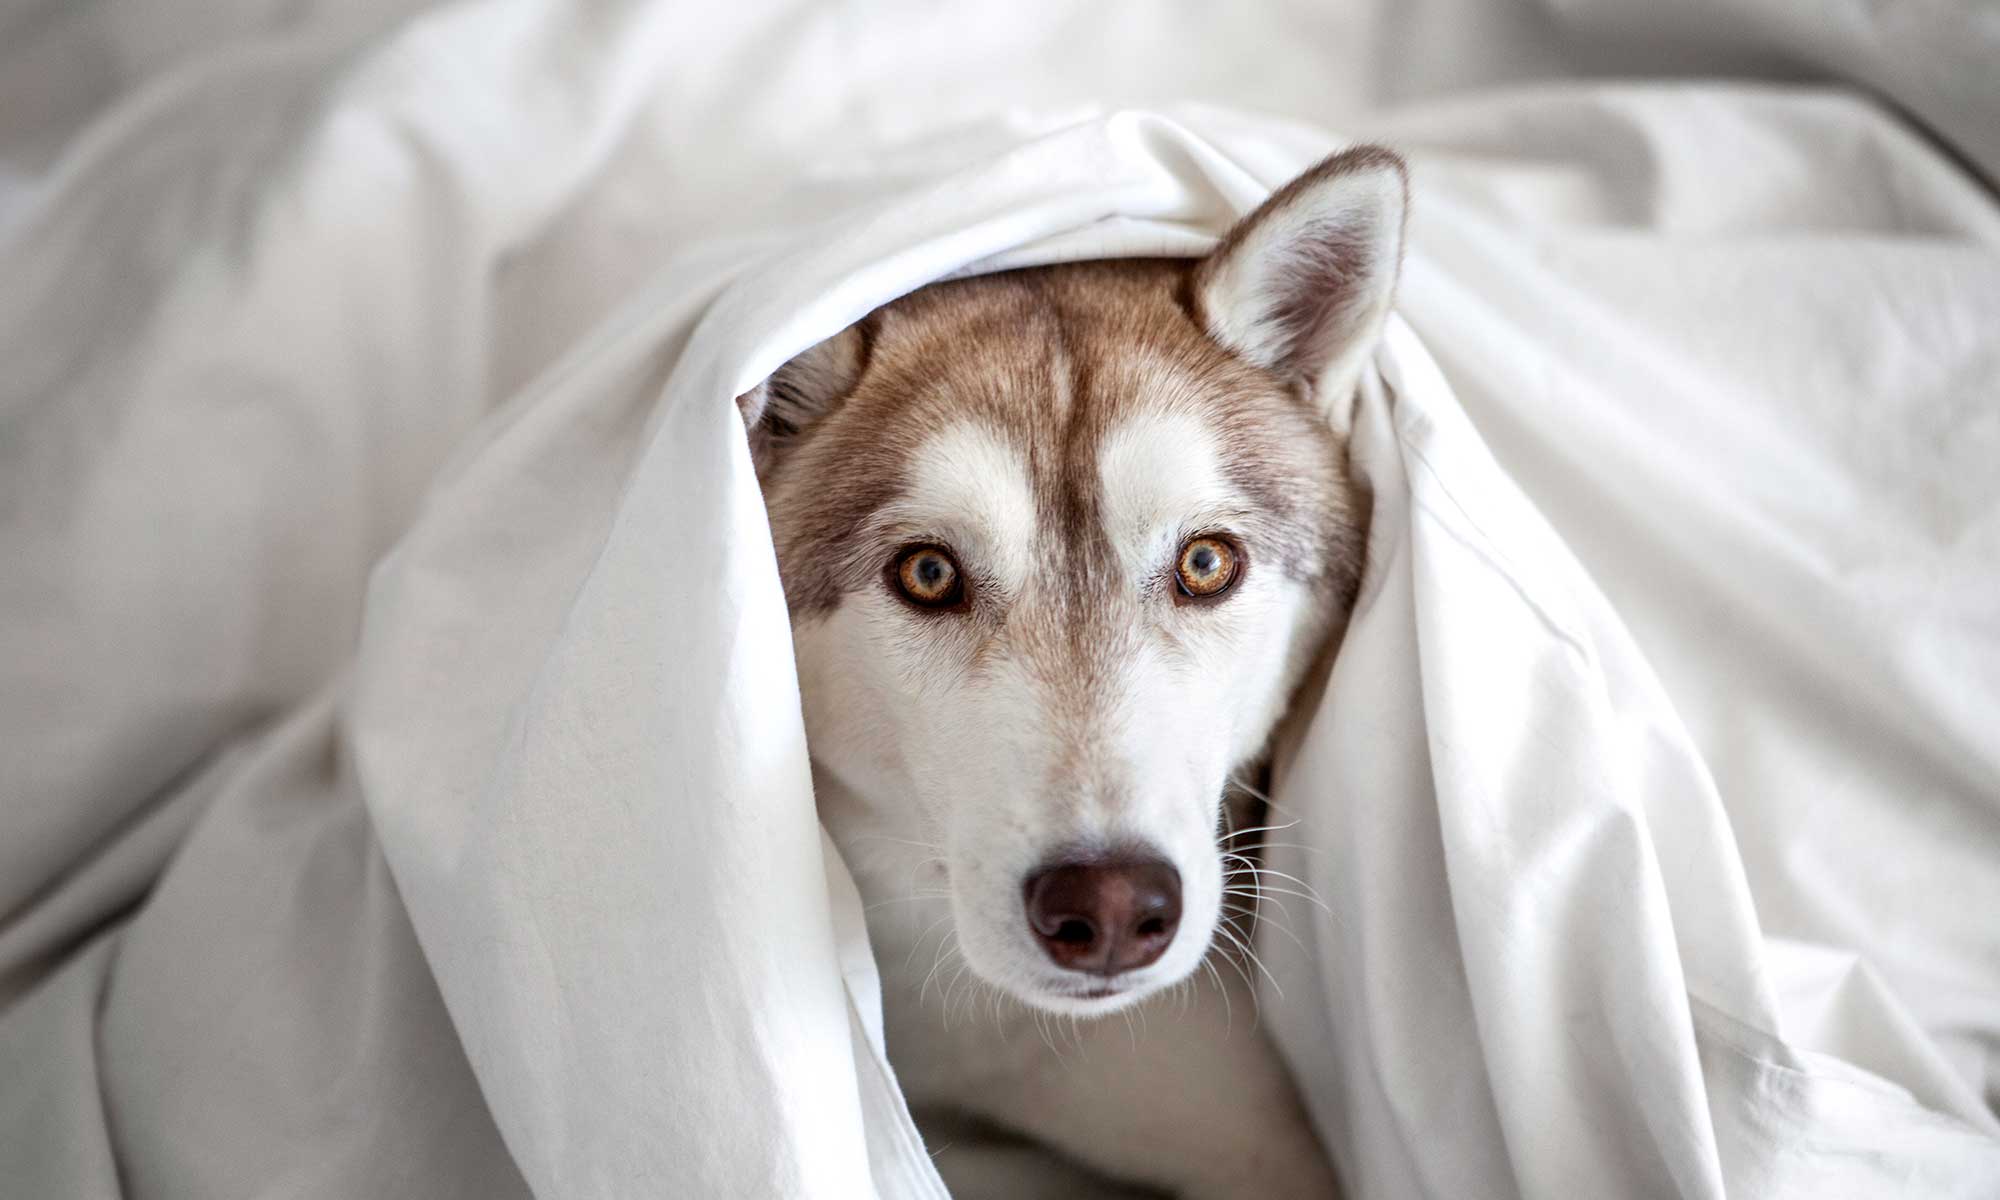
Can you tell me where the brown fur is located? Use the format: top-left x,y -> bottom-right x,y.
756,259 -> 1366,636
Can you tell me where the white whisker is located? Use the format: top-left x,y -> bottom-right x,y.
1216,820 -> 1303,843
1200,956 -> 1234,1033
1213,920 -> 1284,1002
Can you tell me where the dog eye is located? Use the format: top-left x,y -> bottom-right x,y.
893,545 -> 964,608
1175,536 -> 1239,600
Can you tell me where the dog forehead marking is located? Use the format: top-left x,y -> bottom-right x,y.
888,420 -> 1039,591
768,260 -> 1357,619
1095,409 -> 1240,582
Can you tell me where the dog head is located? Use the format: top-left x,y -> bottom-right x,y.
742,148 -> 1406,1015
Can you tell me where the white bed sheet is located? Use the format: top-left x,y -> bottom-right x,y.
3,2 -> 1997,1196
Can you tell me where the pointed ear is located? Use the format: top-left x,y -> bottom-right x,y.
1193,146 -> 1408,423
735,323 -> 868,474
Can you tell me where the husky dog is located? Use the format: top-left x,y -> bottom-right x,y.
738,148 -> 1407,1199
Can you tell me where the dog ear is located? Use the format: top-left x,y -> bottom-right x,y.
1193,146 -> 1408,427
735,324 -> 868,473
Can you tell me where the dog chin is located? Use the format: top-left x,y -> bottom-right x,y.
1024,981 -> 1159,1018
994,958 -> 1199,1017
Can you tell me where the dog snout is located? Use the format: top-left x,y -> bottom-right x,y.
1023,856 -> 1182,975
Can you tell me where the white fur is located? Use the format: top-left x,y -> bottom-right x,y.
878,421 -> 1040,594
1095,408 -> 1240,582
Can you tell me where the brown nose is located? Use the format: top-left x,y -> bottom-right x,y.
1023,857 -> 1182,975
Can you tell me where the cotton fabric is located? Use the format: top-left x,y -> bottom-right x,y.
3,2 -> 1998,1196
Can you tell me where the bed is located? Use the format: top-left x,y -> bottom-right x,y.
3,1 -> 1997,1195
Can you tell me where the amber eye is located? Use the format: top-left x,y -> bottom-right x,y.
894,546 -> 964,608
1175,536 -> 1239,599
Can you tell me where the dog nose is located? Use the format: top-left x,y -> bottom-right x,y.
1023,857 -> 1182,975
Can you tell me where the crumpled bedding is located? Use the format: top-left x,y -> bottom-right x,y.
3,1 -> 1997,1197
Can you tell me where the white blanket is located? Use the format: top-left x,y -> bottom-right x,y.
3,2 -> 1998,1197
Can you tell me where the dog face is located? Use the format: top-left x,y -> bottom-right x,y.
742,149 -> 1406,1015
